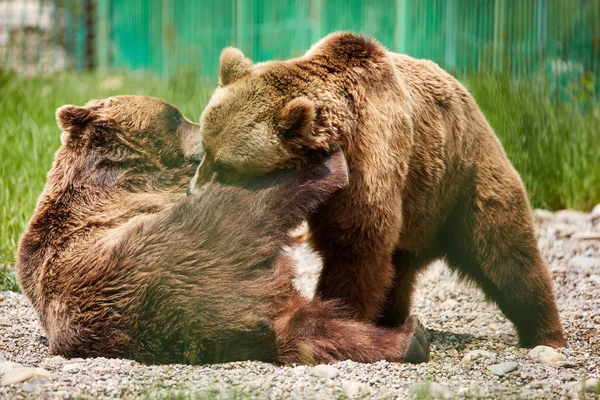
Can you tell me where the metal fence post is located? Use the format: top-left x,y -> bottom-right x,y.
445,0 -> 456,70
310,0 -> 322,46
394,0 -> 408,53
96,0 -> 110,71
494,0 -> 507,72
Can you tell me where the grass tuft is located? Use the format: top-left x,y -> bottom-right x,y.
0,264 -> 19,292
465,73 -> 600,211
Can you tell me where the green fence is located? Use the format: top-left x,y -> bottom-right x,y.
1,0 -> 599,98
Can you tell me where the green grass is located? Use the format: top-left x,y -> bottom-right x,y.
465,73 -> 600,211
0,69 -> 599,291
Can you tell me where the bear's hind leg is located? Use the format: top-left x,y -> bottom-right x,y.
442,184 -> 565,348
274,296 -> 429,364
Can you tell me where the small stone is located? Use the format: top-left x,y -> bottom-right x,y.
569,256 -> 600,270
527,346 -> 567,364
21,382 -> 36,392
573,232 -> 600,240
341,380 -> 370,398
529,380 -> 546,389
409,382 -> 453,399
0,294 -> 4,302
584,378 -> 599,394
555,210 -> 588,223
533,209 -> 554,222
462,350 -> 495,363
592,203 -> 600,217
440,299 -> 458,309
42,356 -> 66,364
62,363 -> 81,373
311,365 -> 340,379
488,362 -> 518,377
470,314 -> 492,327
292,365 -> 306,374
552,223 -> 576,238
0,361 -> 22,374
35,335 -> 48,346
446,349 -> 459,357
0,367 -> 50,385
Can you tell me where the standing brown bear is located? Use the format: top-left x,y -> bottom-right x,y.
190,32 -> 566,348
16,95 -> 430,365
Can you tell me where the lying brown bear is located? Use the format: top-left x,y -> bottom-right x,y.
16,95 -> 429,365
190,32 -> 566,348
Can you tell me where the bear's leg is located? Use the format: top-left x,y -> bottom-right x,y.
309,222 -> 397,322
309,178 -> 404,322
377,250 -> 440,328
442,185 -> 566,348
274,295 -> 429,364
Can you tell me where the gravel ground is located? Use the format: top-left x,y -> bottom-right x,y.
1,207 -> 599,399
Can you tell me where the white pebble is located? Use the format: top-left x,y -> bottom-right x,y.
311,365 -> 340,379
341,380 -> 370,398
488,362 -> 518,377
585,378 -> 599,393
461,350 -> 495,363
0,361 -> 22,375
0,367 -> 50,385
569,256 -> 600,269
528,346 -> 567,365
62,363 -> 81,373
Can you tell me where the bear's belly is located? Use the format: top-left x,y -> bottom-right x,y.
394,188 -> 458,252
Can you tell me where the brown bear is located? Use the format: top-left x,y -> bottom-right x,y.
189,32 -> 566,348
16,95 -> 430,365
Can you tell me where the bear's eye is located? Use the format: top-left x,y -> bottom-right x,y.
169,109 -> 182,127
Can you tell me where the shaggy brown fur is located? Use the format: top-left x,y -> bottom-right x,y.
191,32 -> 566,348
16,96 -> 429,365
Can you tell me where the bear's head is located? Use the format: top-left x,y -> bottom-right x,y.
192,33 -> 387,189
54,96 -> 203,188
192,48 -> 333,188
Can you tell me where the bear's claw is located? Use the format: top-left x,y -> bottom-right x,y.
403,317 -> 430,364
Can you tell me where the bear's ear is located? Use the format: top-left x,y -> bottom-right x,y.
219,47 -> 252,86
56,105 -> 96,143
277,97 -> 315,140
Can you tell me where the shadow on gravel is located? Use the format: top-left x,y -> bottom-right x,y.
427,329 -> 493,350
